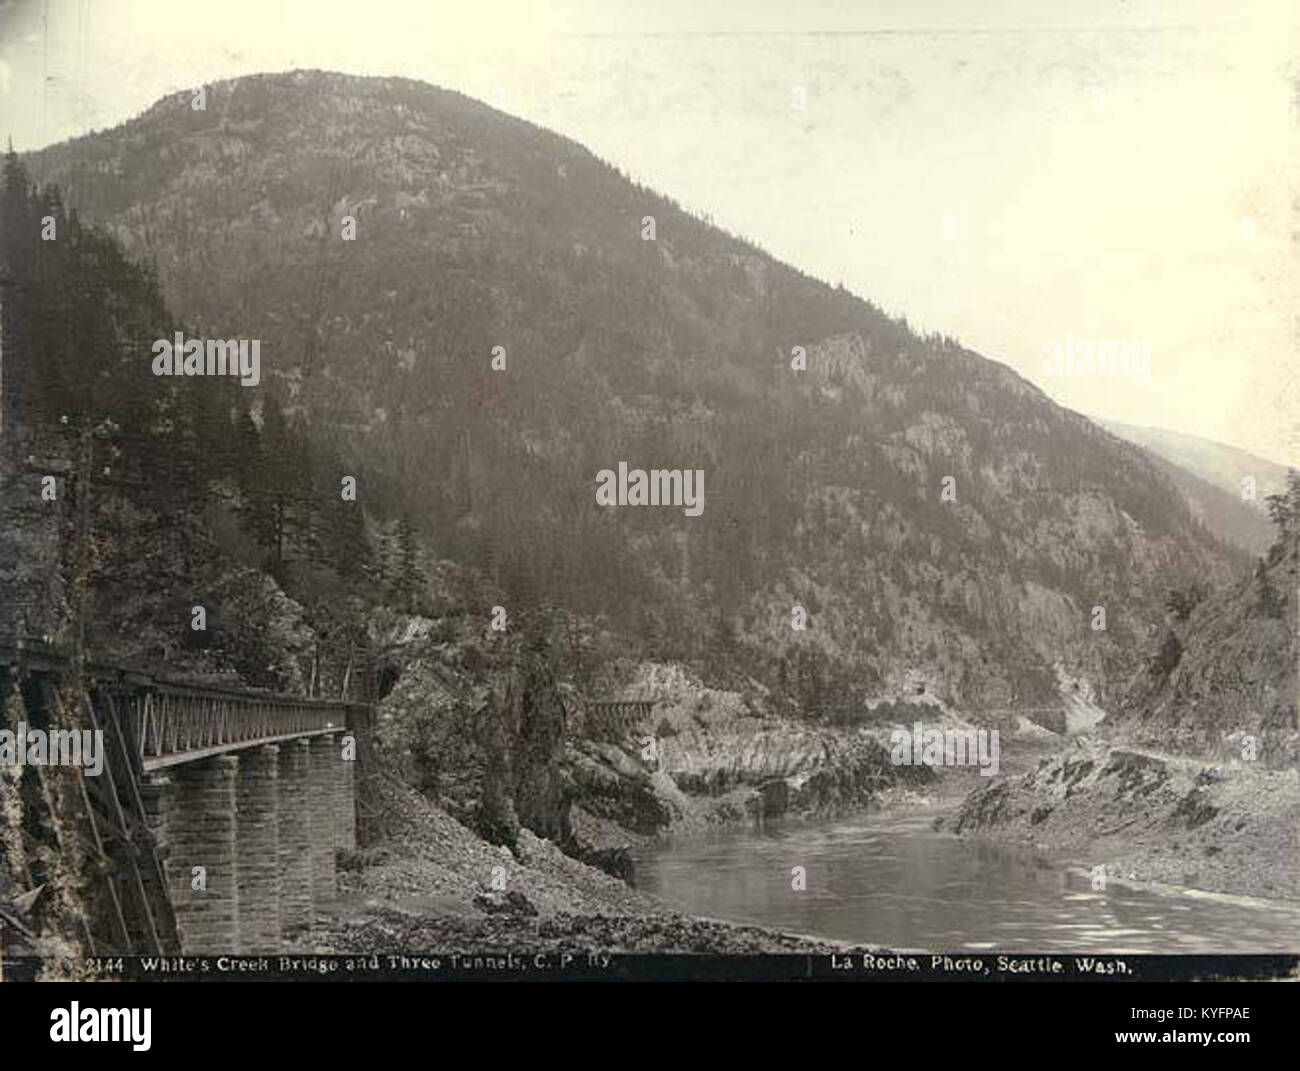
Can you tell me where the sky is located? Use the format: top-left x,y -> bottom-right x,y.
0,0 -> 1296,466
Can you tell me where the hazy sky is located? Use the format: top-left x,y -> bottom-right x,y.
0,0 -> 1295,465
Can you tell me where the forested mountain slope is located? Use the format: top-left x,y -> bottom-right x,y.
24,70 -> 1244,711
1117,473 -> 1300,760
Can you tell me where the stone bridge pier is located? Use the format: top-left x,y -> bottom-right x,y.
141,731 -> 356,954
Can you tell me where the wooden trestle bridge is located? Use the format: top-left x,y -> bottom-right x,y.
582,698 -> 659,741
0,634 -> 664,956
0,637 -> 370,957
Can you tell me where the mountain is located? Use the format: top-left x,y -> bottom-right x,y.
1096,421 -> 1279,555
1098,420 -> 1289,500
952,483 -> 1299,901
22,70 -> 1246,711
1099,419 -> 1286,554
1117,474 -> 1299,757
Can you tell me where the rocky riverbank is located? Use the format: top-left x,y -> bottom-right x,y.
562,663 -> 979,856
308,728 -> 1300,957
309,698 -> 1053,954
374,635 -> 958,877
946,735 -> 1300,903
311,772 -> 846,953
353,628 -> 1300,952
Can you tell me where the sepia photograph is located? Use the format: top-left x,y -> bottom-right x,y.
0,0 -> 1296,1049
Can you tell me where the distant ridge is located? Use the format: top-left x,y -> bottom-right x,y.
1098,419 -> 1288,554
1099,419 -> 1289,499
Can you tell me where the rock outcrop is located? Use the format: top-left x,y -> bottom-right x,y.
951,738 -> 1300,900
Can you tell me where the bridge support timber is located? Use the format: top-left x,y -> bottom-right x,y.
1,638 -> 370,955
277,739 -> 314,939
167,755 -> 240,954
308,733 -> 339,905
236,745 -> 281,954
142,736 -> 356,954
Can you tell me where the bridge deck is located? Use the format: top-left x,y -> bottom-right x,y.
1,638 -> 366,769
139,727 -> 342,772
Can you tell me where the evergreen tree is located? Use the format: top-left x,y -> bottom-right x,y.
392,514 -> 423,613
244,395 -> 291,576
331,495 -> 371,581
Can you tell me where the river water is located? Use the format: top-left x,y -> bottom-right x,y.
633,812 -> 1300,953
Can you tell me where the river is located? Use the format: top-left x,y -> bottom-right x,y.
633,812 -> 1300,953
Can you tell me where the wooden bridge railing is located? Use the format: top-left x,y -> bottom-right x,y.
0,636 -> 369,771
118,686 -> 359,771
0,634 -> 374,957
585,699 -> 658,740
